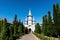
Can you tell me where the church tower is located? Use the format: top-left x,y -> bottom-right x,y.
27,10 -> 33,26
24,10 -> 36,32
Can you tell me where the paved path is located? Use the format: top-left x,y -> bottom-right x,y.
18,33 -> 39,40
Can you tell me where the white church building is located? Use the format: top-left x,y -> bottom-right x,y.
24,10 -> 36,32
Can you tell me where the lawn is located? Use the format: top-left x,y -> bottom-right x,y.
33,32 -> 60,40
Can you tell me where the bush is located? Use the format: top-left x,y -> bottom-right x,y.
33,32 -> 48,40
24,27 -> 28,34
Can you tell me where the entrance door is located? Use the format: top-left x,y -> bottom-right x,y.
29,28 -> 31,33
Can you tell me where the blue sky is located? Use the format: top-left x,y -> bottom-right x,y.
0,0 -> 60,24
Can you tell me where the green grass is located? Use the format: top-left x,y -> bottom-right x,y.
33,32 -> 59,40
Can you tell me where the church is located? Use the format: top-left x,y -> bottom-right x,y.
24,10 -> 36,32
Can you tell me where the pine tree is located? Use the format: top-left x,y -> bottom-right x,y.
13,14 -> 18,39
9,25 -> 13,40
53,3 -> 60,37
18,24 -> 22,36
0,20 -> 3,40
47,11 -> 53,36
2,18 -> 7,40
47,11 -> 52,25
24,27 -> 28,34
42,15 -> 48,35
44,15 -> 48,35
35,23 -> 41,34
55,3 -> 60,36
0,21 -> 1,33
58,9 -> 60,36
21,22 -> 24,34
42,16 -> 45,34
17,20 -> 22,37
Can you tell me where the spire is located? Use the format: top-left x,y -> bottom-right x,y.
25,18 -> 27,21
28,10 -> 32,16
33,17 -> 35,21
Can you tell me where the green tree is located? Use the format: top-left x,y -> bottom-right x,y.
0,21 -> 1,33
0,20 -> 3,40
24,27 -> 28,34
9,25 -> 13,40
21,22 -> 25,34
13,14 -> 18,39
35,23 -> 41,34
42,16 -> 45,34
42,15 -> 48,35
17,20 -> 22,37
2,18 -> 7,40
53,3 -> 60,37
47,11 -> 53,36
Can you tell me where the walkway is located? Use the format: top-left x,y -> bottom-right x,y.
18,33 -> 39,40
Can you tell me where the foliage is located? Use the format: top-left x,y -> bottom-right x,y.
1,18 -> 7,40
35,23 -> 41,34
42,15 -> 48,35
52,3 -> 60,37
42,3 -> 60,37
24,27 -> 28,34
33,32 -> 59,40
0,14 -> 25,40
